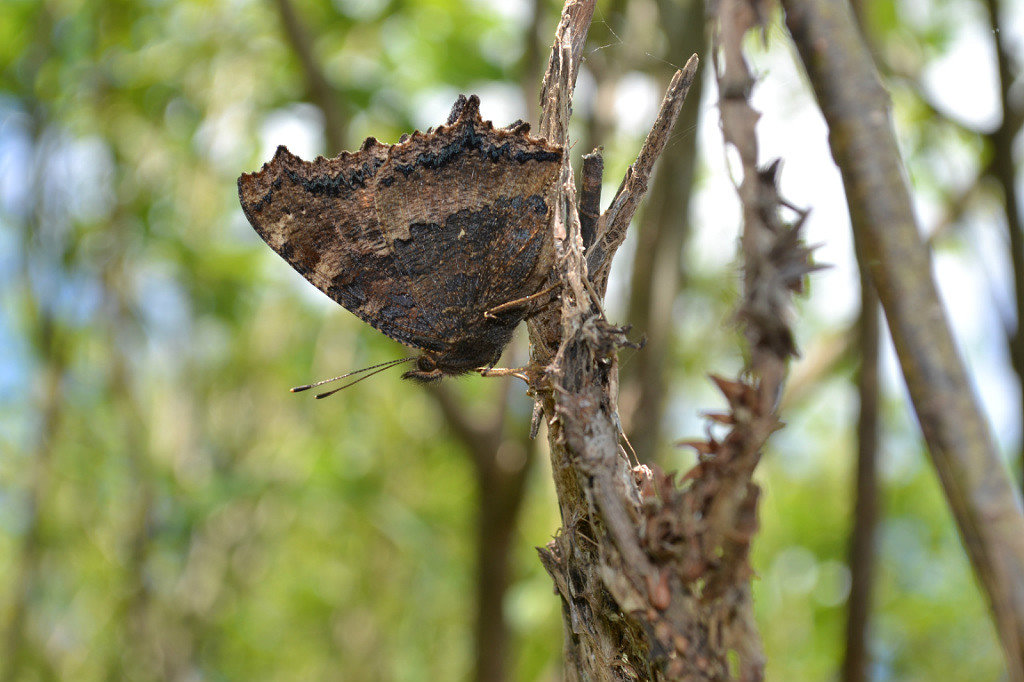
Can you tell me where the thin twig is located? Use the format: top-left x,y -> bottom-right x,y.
588,56 -> 700,294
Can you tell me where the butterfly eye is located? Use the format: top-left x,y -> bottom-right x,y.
418,355 -> 438,372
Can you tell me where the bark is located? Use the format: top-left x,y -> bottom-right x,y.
840,272 -> 880,682
842,10 -> 881,671
526,1 -> 811,678
783,0 -> 1024,677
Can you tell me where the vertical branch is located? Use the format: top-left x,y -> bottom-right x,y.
842,16 -> 882,674
98,214 -> 159,680
579,151 -> 604,251
428,384 -> 536,682
982,0 -> 1024,481
472,435 -> 536,682
783,0 -> 1024,677
1,16 -> 59,675
841,272 -> 881,682
2,344 -> 65,682
684,2 -> 819,679
531,3 -> 802,678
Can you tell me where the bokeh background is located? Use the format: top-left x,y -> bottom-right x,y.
1,0 -> 1022,680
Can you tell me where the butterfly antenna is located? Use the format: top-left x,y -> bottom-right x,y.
290,357 -> 416,394
313,359 -> 416,399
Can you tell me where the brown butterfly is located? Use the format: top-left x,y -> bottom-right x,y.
238,96 -> 562,396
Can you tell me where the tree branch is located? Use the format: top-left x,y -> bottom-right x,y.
579,150 -> 604,251
982,0 -> 1024,481
528,0 -> 812,676
2,99 -> 68,682
588,57 -> 700,295
783,0 -> 1024,677
841,270 -> 881,682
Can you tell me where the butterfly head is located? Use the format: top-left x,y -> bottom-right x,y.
401,354 -> 445,383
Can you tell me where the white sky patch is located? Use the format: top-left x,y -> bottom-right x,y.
479,24 -> 526,70
333,0 -> 390,22
411,87 -> 463,131
574,66 -> 597,123
194,103 -> 250,172
0,106 -> 32,220
935,242 -> 1022,450
693,70 -> 743,270
59,135 -> 115,224
469,82 -> 527,125
613,71 -> 660,136
258,104 -> 326,161
474,0 -> 531,25
922,20 -> 1001,131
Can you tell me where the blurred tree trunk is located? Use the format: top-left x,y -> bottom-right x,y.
430,385 -> 536,682
784,0 -> 1024,678
623,0 -> 706,463
981,0 -> 1024,483
473,442 -> 535,682
841,271 -> 880,682
839,8 -> 879,681
97,206 -> 159,680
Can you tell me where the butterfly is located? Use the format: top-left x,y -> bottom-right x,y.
238,95 -> 563,396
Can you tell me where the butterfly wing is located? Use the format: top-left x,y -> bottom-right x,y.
238,95 -> 562,361
373,97 -> 561,365
239,142 -> 450,351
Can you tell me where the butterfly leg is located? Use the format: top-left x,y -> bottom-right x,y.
483,283 -> 561,319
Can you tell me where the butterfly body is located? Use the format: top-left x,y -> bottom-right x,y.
238,95 -> 563,381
